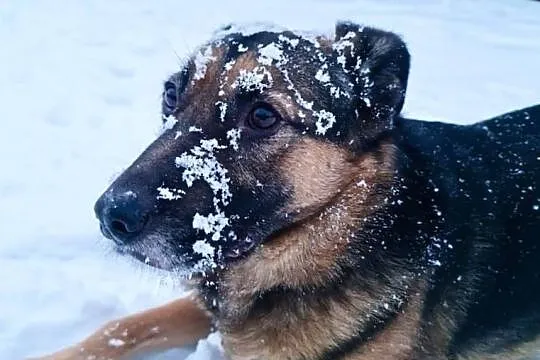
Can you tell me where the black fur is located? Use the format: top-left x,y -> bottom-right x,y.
399,105 -> 540,356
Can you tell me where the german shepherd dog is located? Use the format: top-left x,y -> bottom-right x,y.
34,21 -> 540,360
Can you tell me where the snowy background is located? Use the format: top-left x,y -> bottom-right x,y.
1,0 -> 540,358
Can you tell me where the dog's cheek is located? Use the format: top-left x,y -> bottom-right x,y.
280,138 -> 354,216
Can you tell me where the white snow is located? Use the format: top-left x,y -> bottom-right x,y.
315,66 -> 331,83
2,0 -> 540,359
108,338 -> 126,348
175,139 -> 231,206
156,186 -> 185,201
232,67 -> 273,93
216,100 -> 228,122
193,240 -> 216,259
278,34 -> 300,47
188,126 -> 203,133
257,42 -> 285,66
161,115 -> 178,133
193,46 -> 216,82
333,30 -> 357,71
192,212 -> 230,242
226,128 -> 242,151
314,109 -> 337,135
237,43 -> 248,53
212,22 -> 287,39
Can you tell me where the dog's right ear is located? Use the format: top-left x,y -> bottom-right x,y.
332,22 -> 410,145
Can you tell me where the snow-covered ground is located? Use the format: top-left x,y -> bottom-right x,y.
1,0 -> 539,358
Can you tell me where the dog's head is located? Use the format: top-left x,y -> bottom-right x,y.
94,22 -> 410,274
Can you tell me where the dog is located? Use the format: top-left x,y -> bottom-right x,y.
33,21 -> 540,360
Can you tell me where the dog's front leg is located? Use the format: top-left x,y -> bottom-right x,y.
29,294 -> 213,360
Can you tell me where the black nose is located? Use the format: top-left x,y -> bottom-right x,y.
94,190 -> 148,244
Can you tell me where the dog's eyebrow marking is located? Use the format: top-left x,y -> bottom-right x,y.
266,92 -> 297,119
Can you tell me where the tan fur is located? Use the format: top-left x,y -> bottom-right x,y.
29,295 -> 211,360
341,287 -> 426,360
213,140 -> 409,359
222,139 -> 396,292
222,51 -> 260,85
219,279 -> 425,360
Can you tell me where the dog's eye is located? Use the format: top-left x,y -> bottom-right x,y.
163,82 -> 177,113
248,105 -> 280,130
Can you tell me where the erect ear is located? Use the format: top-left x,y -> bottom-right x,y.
332,22 -> 410,145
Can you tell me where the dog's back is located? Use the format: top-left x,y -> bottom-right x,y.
398,104 -> 540,357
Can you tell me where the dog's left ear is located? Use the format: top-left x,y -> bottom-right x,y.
332,22 -> 410,145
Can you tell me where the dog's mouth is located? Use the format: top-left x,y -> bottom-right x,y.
100,222 -> 182,270
98,203 -> 304,272
101,222 -> 260,272
114,241 -> 188,271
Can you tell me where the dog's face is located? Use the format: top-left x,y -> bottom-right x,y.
94,22 -> 410,273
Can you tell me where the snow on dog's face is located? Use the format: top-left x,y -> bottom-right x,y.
94,22 -> 410,274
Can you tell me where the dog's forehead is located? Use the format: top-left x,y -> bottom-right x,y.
163,25 -> 356,138
190,29 -> 329,82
